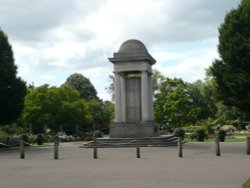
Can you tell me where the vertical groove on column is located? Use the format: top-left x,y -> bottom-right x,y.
114,72 -> 122,122
120,73 -> 126,122
141,71 -> 150,121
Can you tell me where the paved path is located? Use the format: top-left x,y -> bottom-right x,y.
0,142 -> 249,188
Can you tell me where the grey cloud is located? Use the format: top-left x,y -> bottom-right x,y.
35,57 -> 66,71
0,0 -> 104,42
68,48 -> 108,69
129,0 -> 240,45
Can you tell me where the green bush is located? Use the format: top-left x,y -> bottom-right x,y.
196,129 -> 207,142
94,130 -> 104,138
29,135 -> 37,144
173,127 -> 185,138
1,123 -> 25,135
0,130 -> 10,138
36,134 -> 44,145
21,134 -> 29,143
217,130 -> 226,142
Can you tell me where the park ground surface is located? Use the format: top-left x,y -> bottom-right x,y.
0,142 -> 250,188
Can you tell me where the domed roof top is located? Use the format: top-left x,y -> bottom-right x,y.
118,39 -> 148,54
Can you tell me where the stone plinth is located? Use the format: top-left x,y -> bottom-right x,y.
110,122 -> 158,138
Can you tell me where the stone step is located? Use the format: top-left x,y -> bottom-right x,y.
82,135 -> 179,148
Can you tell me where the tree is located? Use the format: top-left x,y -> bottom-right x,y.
21,84 -> 92,133
105,74 -> 115,101
209,0 -> 250,116
152,69 -> 166,96
87,99 -> 114,133
0,29 -> 26,125
189,80 -> 216,119
154,78 -> 201,129
65,73 -> 98,100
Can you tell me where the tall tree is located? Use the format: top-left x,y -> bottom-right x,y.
154,78 -> 201,129
87,99 -> 114,133
152,69 -> 166,96
209,0 -> 250,116
21,84 -> 92,132
0,29 -> 26,125
65,73 -> 98,100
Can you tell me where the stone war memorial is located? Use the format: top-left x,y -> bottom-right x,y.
108,39 -> 157,138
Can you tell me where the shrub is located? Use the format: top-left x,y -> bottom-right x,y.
196,129 -> 207,142
173,127 -> 185,139
217,130 -> 226,142
0,130 -> 10,138
29,135 -> 37,144
94,130 -> 104,138
1,123 -> 25,135
21,134 -> 29,143
36,134 -> 44,145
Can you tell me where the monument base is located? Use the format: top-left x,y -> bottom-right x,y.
110,122 -> 158,138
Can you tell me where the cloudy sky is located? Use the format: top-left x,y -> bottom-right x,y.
0,0 -> 240,100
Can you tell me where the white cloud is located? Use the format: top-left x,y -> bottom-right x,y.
0,0 -> 240,100
154,47 -> 219,82
40,75 -> 56,81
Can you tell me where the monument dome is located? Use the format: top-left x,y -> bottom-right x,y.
118,39 -> 148,54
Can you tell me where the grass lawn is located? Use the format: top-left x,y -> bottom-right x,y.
185,135 -> 247,142
242,178 -> 250,188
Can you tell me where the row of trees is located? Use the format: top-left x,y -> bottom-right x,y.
21,74 -> 113,134
153,71 -> 247,130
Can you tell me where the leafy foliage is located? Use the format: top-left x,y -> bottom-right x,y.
154,78 -> 202,128
0,29 -> 26,125
65,73 -> 98,100
209,0 -> 250,116
152,69 -> 166,96
21,84 -> 92,133
88,99 -> 114,134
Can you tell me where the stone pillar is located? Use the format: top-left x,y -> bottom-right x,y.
114,72 -> 122,122
148,73 -> 153,121
141,71 -> 150,121
120,73 -> 126,122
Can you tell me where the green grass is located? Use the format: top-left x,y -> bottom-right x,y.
225,136 -> 247,142
185,136 -> 247,142
242,178 -> 250,188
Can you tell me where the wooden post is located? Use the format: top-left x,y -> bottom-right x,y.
20,140 -> 25,159
178,137 -> 183,158
136,137 -> 140,158
215,136 -> 221,156
54,136 -> 59,159
247,136 -> 250,155
93,137 -> 98,159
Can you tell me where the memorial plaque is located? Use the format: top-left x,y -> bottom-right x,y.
126,76 -> 141,123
